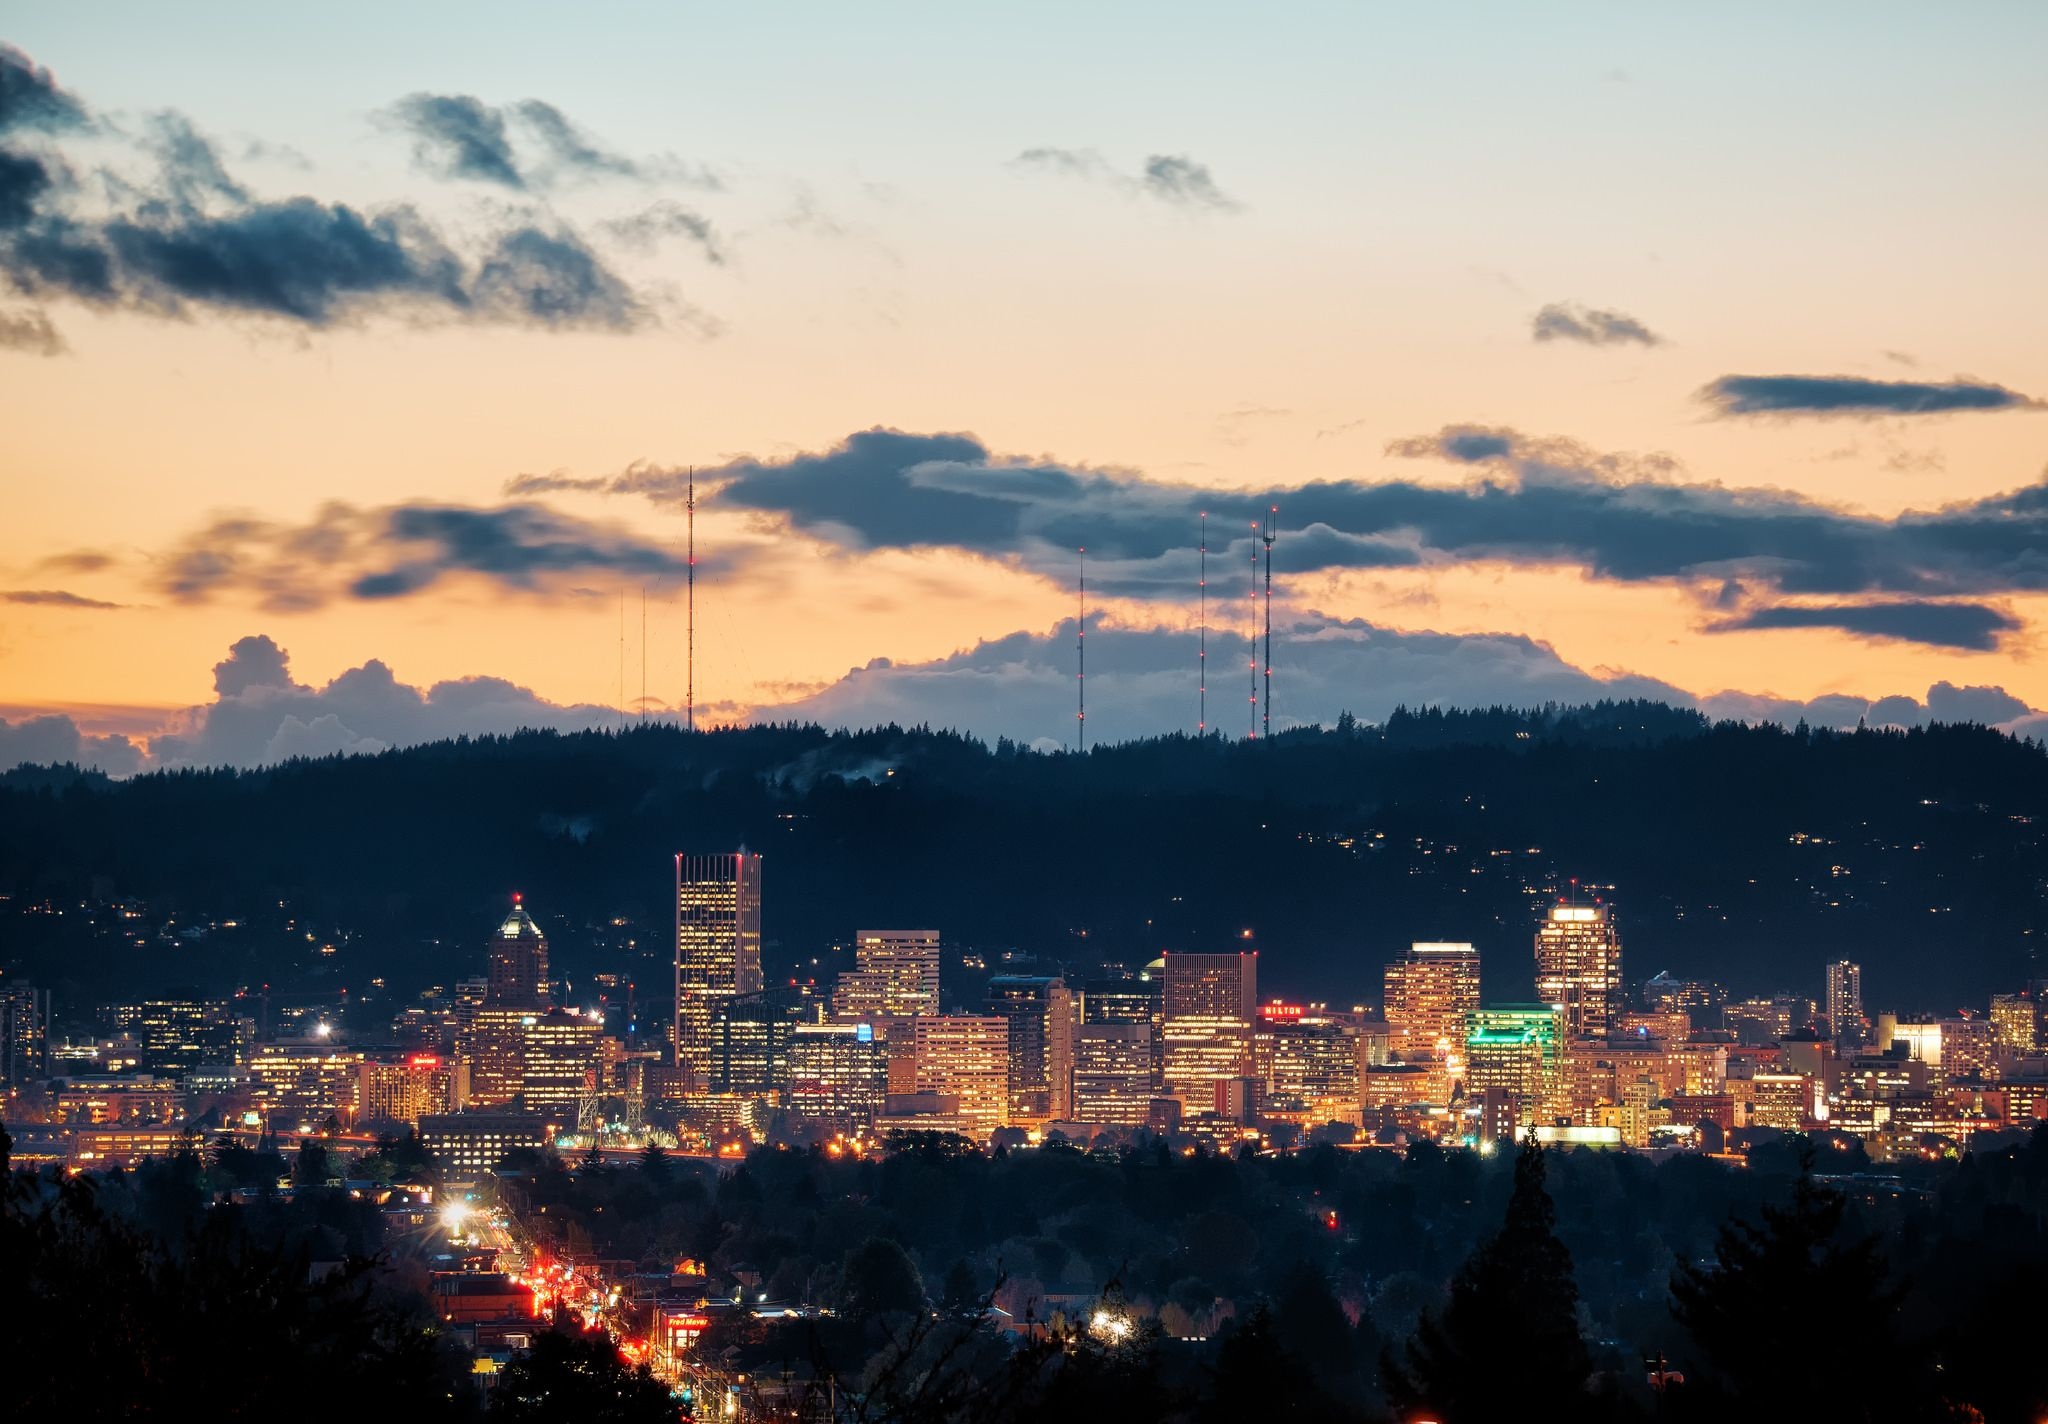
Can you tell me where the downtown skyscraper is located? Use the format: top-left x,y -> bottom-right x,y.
1534,904 -> 1624,1039
1160,951 -> 1256,1108
674,852 -> 765,1086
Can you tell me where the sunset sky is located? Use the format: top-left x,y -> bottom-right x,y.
4,4 -> 2047,770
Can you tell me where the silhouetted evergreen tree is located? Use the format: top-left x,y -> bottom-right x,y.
1389,1140 -> 1591,1422
488,1324 -> 675,1422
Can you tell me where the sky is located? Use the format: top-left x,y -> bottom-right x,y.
3,3 -> 2047,771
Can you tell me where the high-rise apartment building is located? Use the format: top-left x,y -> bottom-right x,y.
912,1015 -> 1011,1138
674,852 -> 764,1086
1825,960 -> 1864,1046
985,975 -> 1076,1120
1161,952 -> 1256,1108
486,896 -> 551,1007
1073,1024 -> 1153,1125
0,982 -> 50,1085
1383,943 -> 1481,1065
831,930 -> 941,1021
1534,906 -> 1623,1039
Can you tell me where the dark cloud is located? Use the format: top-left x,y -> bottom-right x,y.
0,44 -> 88,134
0,304 -> 61,353
1925,680 -> 2032,724
386,93 -> 522,187
601,201 -> 724,263
0,588 -> 121,609
1531,301 -> 1662,347
1013,147 -> 1242,212
1703,600 -> 2018,652
1700,681 -> 2039,733
1700,374 -> 2040,417
154,500 -> 687,610
0,51 -> 659,335
512,99 -> 639,179
0,712 -> 142,775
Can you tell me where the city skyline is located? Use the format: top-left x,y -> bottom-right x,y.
5,7 -> 2048,773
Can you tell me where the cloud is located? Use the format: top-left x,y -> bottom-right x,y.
1531,301 -> 1662,347
0,588 -> 122,609
528,427 -> 2048,646
0,712 -> 143,775
0,50 -> 659,336
1012,147 -> 1242,212
152,500 -> 688,610
512,99 -> 642,180
385,92 -> 523,187
1703,600 -> 2018,652
0,304 -> 61,354
601,201 -> 724,263
1698,680 -> 2039,733
1700,374 -> 2041,418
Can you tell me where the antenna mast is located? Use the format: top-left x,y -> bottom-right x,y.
1198,512 -> 1207,737
639,586 -> 647,721
1262,506 -> 1277,742
1249,521 -> 1259,739
1077,546 -> 1086,753
618,587 -> 626,726
686,469 -> 696,733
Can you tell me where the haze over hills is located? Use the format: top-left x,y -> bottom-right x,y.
2,702 -> 2043,1015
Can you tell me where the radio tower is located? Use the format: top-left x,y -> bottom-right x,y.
1248,521 -> 1260,739
686,469 -> 696,733
1076,547 -> 1086,753
1198,512 -> 1207,737
1262,506 -> 1277,741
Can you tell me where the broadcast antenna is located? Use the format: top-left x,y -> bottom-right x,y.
1198,512 -> 1207,737
1248,521 -> 1259,739
1262,506 -> 1277,742
1076,546 -> 1086,753
686,469 -> 696,732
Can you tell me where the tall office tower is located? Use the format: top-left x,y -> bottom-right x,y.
359,1052 -> 461,1127
486,896 -> 551,1007
1256,1004 -> 1363,1124
1080,974 -> 1163,1089
788,1022 -> 887,1126
1825,960 -> 1865,1045
831,930 -> 942,1021
1990,992 -> 2039,1054
1464,1004 -> 1563,1129
109,998 -> 249,1076
1383,943 -> 1482,1064
519,1009 -> 607,1115
246,1042 -> 366,1126
912,1015 -> 1011,1138
985,974 -> 1076,1119
1161,952 -> 1257,1108
673,852 -> 764,1086
0,982 -> 50,1086
1641,971 -> 1728,1030
1073,1024 -> 1154,1125
713,987 -> 814,1099
1534,905 -> 1624,1039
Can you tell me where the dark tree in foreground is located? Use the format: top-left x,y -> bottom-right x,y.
1389,1140 -> 1592,1422
841,1235 -> 926,1320
488,1324 -> 677,1422
1670,1159 -> 1918,1421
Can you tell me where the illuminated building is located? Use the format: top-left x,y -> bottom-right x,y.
1477,1086 -> 1517,1143
1641,972 -> 1727,1029
1990,992 -> 2038,1054
1464,1005 -> 1562,1124
107,998 -> 248,1076
1257,1004 -> 1363,1124
1744,1071 -> 1810,1131
1213,1075 -> 1261,1123
1161,952 -> 1257,1108
486,896 -> 551,1007
712,991 -> 804,1099
985,975 -> 1076,1119
418,1110 -> 548,1175
1384,942 -> 1480,1073
460,1007 -> 537,1107
1080,974 -> 1162,1089
831,929 -> 941,1020
1668,1041 -> 1728,1096
247,1042 -> 365,1126
53,1075 -> 182,1125
673,852 -> 765,1087
1725,995 -> 1816,1046
360,1053 -> 462,1126
787,1022 -> 886,1125
1617,1009 -> 1691,1043
912,1014 -> 1011,1137
1073,1023 -> 1154,1125
1534,906 -> 1623,1039
1825,960 -> 1864,1046
518,1009 -> 607,1113
0,982 -> 50,1085
1938,1017 -> 1998,1086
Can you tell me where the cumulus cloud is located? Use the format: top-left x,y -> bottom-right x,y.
1703,600 -> 2019,651
0,588 -> 122,609
508,425 -> 2048,647
0,49 -> 658,337
143,499 -> 688,610
1012,147 -> 1242,212
0,712 -> 143,775
1531,301 -> 1662,347
1699,374 -> 2041,418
